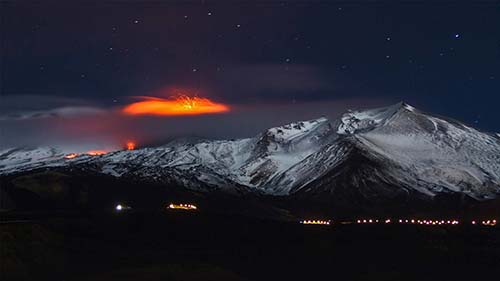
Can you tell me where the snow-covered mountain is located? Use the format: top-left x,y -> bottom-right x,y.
1,102 -> 500,202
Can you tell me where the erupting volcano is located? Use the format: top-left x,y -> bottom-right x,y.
122,95 -> 230,116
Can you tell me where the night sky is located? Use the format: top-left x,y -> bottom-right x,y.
1,1 -> 499,150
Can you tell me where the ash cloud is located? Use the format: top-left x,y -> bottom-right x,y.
0,106 -> 106,120
0,95 -> 108,120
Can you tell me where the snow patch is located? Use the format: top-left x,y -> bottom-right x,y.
337,103 -> 402,134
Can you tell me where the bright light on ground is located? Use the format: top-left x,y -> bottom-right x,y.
167,203 -> 198,210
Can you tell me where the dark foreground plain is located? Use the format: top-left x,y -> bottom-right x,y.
2,211 -> 500,281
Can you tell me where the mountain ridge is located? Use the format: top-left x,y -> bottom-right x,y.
1,102 -> 499,204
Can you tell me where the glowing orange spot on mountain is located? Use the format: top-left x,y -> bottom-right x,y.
87,150 -> 107,156
64,153 -> 79,159
126,141 -> 136,150
122,95 -> 230,116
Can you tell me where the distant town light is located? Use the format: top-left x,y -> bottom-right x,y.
300,219 -> 331,225
167,203 -> 198,210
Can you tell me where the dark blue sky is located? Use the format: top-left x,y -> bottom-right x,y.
1,1 -> 499,148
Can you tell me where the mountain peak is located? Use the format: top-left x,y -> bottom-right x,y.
264,117 -> 329,142
396,101 -> 418,112
336,102 -> 424,135
337,103 -> 404,135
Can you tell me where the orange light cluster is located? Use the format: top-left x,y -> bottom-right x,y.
167,203 -> 197,210
87,150 -> 107,156
300,220 -> 331,225
122,95 -> 230,116
64,153 -> 79,159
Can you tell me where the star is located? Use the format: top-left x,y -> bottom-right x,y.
386,37 -> 391,41
385,55 -> 391,59
285,58 -> 291,63
133,20 -> 140,24
207,12 -> 212,16
454,34 -> 460,38
236,24 -> 241,28
192,68 -> 198,72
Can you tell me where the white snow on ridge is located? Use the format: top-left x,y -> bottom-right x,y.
266,117 -> 328,143
354,106 -> 500,200
337,102 -> 402,135
1,103 -> 499,201
0,147 -> 66,172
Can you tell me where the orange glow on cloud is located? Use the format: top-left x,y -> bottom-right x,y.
122,95 -> 230,116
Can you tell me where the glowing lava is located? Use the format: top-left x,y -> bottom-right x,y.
126,141 -> 136,150
64,153 -> 79,159
86,150 -> 107,156
122,95 -> 230,116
